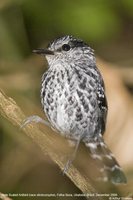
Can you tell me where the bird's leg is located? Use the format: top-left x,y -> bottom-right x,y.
20,115 -> 50,129
63,137 -> 81,174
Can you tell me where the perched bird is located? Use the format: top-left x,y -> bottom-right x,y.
22,35 -> 127,184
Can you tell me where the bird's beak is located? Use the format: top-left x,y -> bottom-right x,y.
32,48 -> 54,55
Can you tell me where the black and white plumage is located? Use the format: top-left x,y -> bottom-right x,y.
41,36 -> 107,140
24,35 -> 127,184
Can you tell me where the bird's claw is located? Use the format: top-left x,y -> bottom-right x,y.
63,159 -> 72,174
20,115 -> 50,129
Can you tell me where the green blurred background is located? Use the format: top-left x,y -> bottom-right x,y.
0,0 -> 133,62
0,0 -> 133,199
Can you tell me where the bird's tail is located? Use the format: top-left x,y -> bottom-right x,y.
84,137 -> 127,184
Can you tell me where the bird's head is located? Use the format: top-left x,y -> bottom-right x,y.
33,35 -> 96,67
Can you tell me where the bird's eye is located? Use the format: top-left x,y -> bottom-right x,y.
62,44 -> 71,51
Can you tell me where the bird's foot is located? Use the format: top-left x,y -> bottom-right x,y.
20,115 -> 50,129
63,159 -> 73,174
63,137 -> 81,174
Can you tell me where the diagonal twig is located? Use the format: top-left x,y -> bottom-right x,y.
0,193 -> 12,200
0,89 -> 101,199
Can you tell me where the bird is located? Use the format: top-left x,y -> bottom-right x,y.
21,35 -> 127,184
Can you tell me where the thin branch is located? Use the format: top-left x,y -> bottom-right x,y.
0,89 -> 101,199
0,193 -> 12,200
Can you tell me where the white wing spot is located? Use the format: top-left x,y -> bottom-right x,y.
111,165 -> 121,171
91,154 -> 102,160
100,142 -> 106,147
105,154 -> 113,160
86,143 -> 97,149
